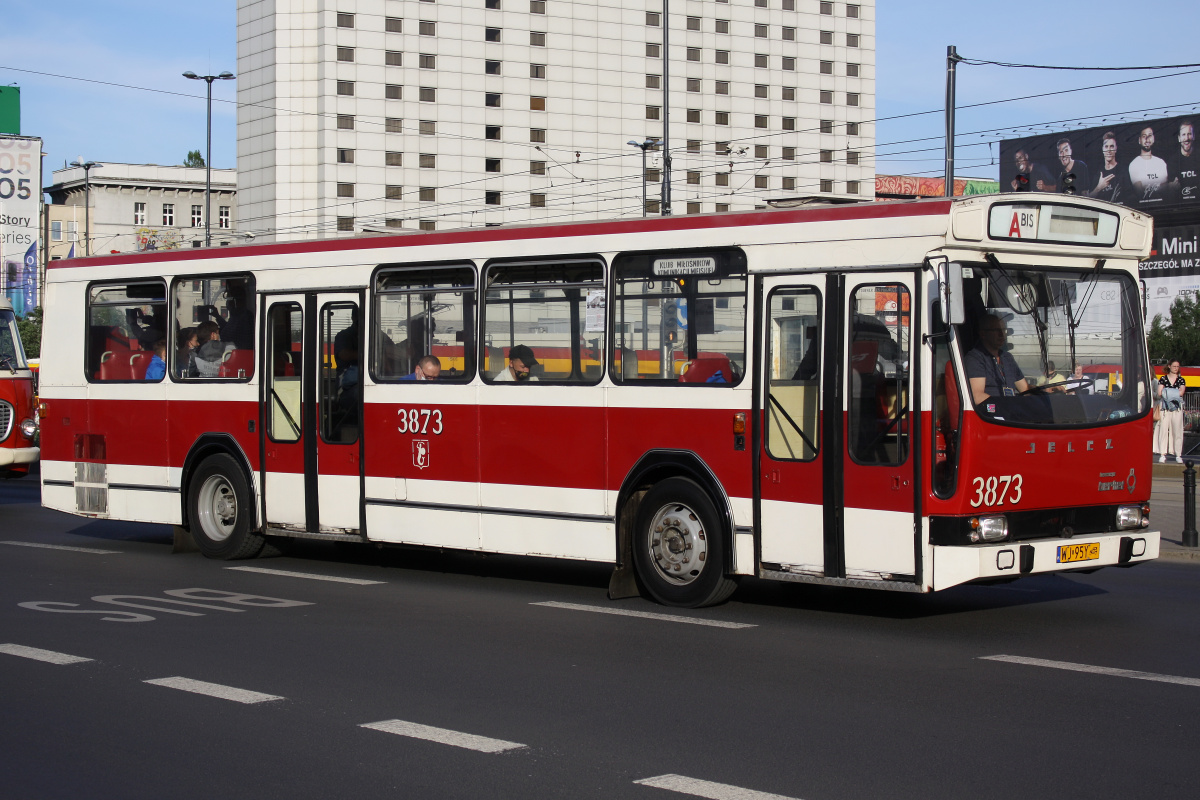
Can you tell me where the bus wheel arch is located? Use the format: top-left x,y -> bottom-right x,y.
180,435 -> 264,560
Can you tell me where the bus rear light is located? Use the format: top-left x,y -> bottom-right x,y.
1116,504 -> 1149,530
732,412 -> 746,435
969,515 -> 1008,543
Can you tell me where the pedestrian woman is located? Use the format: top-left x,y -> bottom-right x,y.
1157,360 -> 1186,463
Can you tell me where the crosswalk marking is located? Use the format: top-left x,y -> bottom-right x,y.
144,677 -> 285,704
532,601 -> 756,629
225,566 -> 385,585
635,774 -> 802,800
360,719 -> 526,753
980,655 -> 1200,687
0,643 -> 93,665
0,540 -> 120,554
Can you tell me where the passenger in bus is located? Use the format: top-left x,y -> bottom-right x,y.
964,314 -> 1029,405
198,286 -> 255,350
176,327 -> 198,379
1070,362 -> 1091,394
399,355 -> 441,381
145,339 -> 167,381
188,321 -> 233,378
493,344 -> 539,381
127,307 -> 166,351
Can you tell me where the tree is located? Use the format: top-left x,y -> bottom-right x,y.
184,149 -> 206,168
15,306 -> 42,359
1147,295 -> 1200,365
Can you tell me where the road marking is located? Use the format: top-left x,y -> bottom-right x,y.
360,719 -> 526,753
0,541 -> 120,554
980,655 -> 1200,687
225,566 -> 384,585
531,601 -> 756,629
635,774 -> 801,800
144,677 -> 284,704
0,643 -> 93,665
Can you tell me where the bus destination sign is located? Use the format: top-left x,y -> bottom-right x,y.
652,256 -> 717,276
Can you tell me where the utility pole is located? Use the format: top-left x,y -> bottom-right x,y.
944,45 -> 961,198
183,70 -> 235,247
68,160 -> 101,256
660,0 -> 672,216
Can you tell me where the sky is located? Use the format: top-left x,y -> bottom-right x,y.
2,0 -> 1198,187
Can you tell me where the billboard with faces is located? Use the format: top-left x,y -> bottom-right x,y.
1000,114 -> 1198,211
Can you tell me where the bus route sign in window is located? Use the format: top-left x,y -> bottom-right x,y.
988,202 -> 1119,247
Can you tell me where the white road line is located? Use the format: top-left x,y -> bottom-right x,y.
144,677 -> 284,704
635,774 -> 801,800
225,566 -> 385,585
0,541 -> 120,554
980,655 -> 1200,687
360,719 -> 526,753
531,601 -> 756,629
0,643 -> 93,665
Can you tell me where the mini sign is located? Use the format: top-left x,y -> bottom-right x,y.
652,256 -> 716,276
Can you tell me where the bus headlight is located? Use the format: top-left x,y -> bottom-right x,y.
19,418 -> 38,440
1116,504 -> 1150,530
969,515 -> 1009,542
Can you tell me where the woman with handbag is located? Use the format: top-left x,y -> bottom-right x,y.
1157,360 -> 1186,463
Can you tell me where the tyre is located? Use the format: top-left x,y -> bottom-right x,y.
632,477 -> 738,608
187,454 -> 264,560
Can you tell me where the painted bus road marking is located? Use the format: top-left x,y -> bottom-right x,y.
635,774 -> 802,800
226,566 -> 386,585
0,643 -> 93,665
531,601 -> 757,629
360,719 -> 526,753
144,677 -> 284,705
19,588 -> 313,623
980,655 -> 1200,688
0,540 -> 120,554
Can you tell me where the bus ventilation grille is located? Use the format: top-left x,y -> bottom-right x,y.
74,461 -> 108,515
0,401 -> 12,442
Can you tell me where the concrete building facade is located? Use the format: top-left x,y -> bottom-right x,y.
237,0 -> 874,240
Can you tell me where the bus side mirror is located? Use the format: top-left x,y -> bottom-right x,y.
939,262 -> 966,326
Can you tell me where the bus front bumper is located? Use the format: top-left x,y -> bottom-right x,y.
0,446 -> 39,467
932,530 -> 1160,591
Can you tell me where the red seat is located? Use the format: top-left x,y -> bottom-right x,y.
129,352 -> 152,380
219,348 -> 255,378
679,355 -> 732,383
99,348 -> 133,380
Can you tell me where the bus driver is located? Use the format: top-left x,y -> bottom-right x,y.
965,314 -> 1029,405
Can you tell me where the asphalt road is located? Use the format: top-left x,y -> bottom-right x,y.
2,475 -> 1198,800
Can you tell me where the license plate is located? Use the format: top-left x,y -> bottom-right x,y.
1057,542 -> 1100,564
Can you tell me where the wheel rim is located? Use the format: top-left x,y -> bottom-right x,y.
646,501 -> 708,585
196,474 -> 238,543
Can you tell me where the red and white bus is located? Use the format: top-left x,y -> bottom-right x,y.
1,297 -> 38,478
39,195 -> 1158,606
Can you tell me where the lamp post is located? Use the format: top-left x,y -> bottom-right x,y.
183,70 -> 235,247
68,160 -> 101,256
628,139 -> 660,217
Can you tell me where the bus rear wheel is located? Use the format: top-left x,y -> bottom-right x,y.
632,478 -> 737,608
187,454 -> 264,560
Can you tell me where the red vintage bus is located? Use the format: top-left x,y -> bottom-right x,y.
39,195 -> 1158,606
0,297 -> 38,478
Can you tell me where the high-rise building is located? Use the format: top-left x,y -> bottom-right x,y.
237,0 -> 874,240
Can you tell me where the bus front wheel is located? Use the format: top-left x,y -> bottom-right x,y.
187,454 -> 264,560
632,478 -> 737,608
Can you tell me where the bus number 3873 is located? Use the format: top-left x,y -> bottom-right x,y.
970,474 -> 1023,508
397,408 -> 443,435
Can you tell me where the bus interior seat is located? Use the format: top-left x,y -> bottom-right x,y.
219,348 -> 255,378
679,355 -> 732,384
129,352 -> 152,380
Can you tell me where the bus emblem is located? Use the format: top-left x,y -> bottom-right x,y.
413,440 -> 430,470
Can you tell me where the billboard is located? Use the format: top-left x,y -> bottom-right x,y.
0,135 -> 40,315
1000,114 -> 1197,211
1141,223 -> 1200,325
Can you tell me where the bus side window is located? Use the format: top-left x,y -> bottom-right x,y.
372,264 -> 477,383
86,282 -> 167,382
171,275 -> 256,380
847,284 -> 910,466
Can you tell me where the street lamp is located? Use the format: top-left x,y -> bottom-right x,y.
68,159 -> 101,256
628,139 -> 660,217
183,70 -> 235,247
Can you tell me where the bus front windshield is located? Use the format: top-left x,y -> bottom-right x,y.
0,308 -> 27,370
954,264 -> 1148,427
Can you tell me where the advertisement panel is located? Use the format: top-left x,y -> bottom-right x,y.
1000,114 -> 1197,211
0,135 -> 41,315
1141,223 -> 1200,325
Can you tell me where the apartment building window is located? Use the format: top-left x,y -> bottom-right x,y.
847,92 -> 860,106
646,11 -> 660,26
419,187 -> 436,201
387,118 -> 404,133
755,54 -> 768,68
783,117 -> 795,130
337,148 -> 355,164
647,106 -> 661,120
420,120 -> 436,134
715,19 -> 729,33
687,78 -> 700,92
337,183 -> 355,198
530,128 -> 546,143
338,217 -> 355,231
219,207 -> 230,228
485,92 -> 501,107
847,33 -> 860,47
420,87 -> 436,102
645,168 -> 660,183
487,61 -> 502,75
782,27 -> 795,41
163,204 -> 174,226
386,51 -> 403,66
716,81 -> 729,95
486,27 -> 501,42
782,57 -> 795,70
386,151 -> 403,166
847,63 -> 860,77
419,220 -> 436,231
755,115 -> 768,129
821,119 -> 834,133
386,17 -> 403,33
754,0 -> 767,7
847,180 -> 861,194
755,84 -> 768,98
486,191 -> 501,205
754,24 -> 768,38
687,140 -> 701,153
337,81 -> 354,96
530,0 -> 545,12
847,151 -> 860,165
530,63 -> 545,78
846,122 -> 860,135
687,16 -> 701,31
820,180 -> 834,193
847,4 -> 860,18
820,2 -> 833,13
687,202 -> 701,214
133,203 -> 145,225
531,32 -> 546,46
687,171 -> 700,185
782,147 -> 796,160
420,154 -> 436,168
782,87 -> 795,100
337,47 -> 354,62
716,203 -> 730,212
716,50 -> 730,64
530,161 -> 546,175
486,126 -> 502,140
337,12 -> 354,27
820,150 -> 833,163
386,185 -> 403,200
645,199 -> 660,214
420,21 -> 436,35
820,60 -> 833,75
715,141 -> 729,154
755,176 -> 768,189
647,74 -> 661,88
190,205 -> 203,226
530,193 -> 546,207
783,0 -> 795,9
486,0 -> 500,7
419,54 -> 436,69
646,43 -> 661,58
338,114 -> 355,130
685,108 -> 700,123
686,48 -> 700,62
486,158 -> 501,172
782,177 -> 796,191
716,173 -> 729,187
715,111 -> 729,126
820,30 -> 833,45
386,219 -> 403,228
820,91 -> 833,104
386,85 -> 403,100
